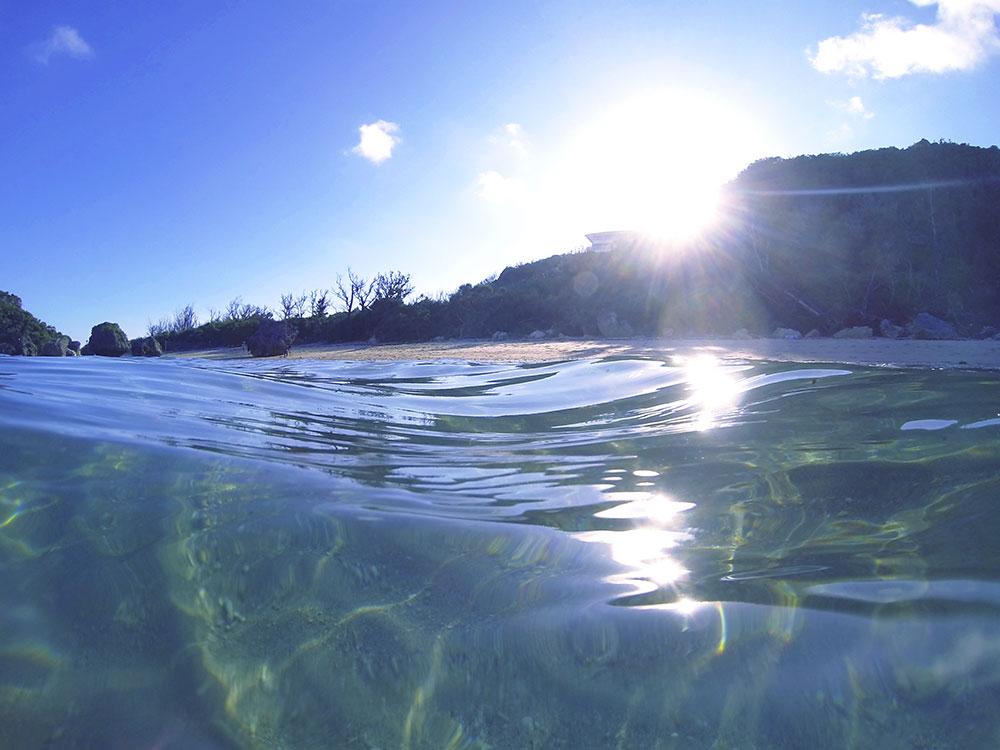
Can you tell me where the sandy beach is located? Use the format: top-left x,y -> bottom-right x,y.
172,336 -> 1000,370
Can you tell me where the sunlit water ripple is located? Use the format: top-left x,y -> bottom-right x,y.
1,354 -> 999,748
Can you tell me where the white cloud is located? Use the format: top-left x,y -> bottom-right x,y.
476,170 -> 523,202
487,122 -> 528,156
810,0 -> 1000,79
35,25 -> 93,64
840,95 -> 875,119
352,120 -> 400,164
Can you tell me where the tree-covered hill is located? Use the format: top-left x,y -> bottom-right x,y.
0,291 -> 66,355
723,140 -> 1000,333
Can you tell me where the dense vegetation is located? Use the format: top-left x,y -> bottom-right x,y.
0,291 -> 64,355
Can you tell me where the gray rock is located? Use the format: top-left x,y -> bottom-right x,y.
247,319 -> 296,357
730,328 -> 752,339
12,335 -> 38,356
879,319 -> 904,339
85,322 -> 130,356
131,336 -> 163,357
40,336 -> 71,356
908,313 -> 958,340
772,327 -> 801,340
528,330 -> 547,340
491,331 -> 509,341
596,312 -> 633,338
804,329 -> 821,339
833,326 -> 873,339
977,325 -> 998,340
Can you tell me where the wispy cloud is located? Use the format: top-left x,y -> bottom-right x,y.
352,120 -> 400,164
842,95 -> 875,120
34,25 -> 93,64
810,0 -> 1000,79
489,123 -> 527,155
476,170 -> 523,202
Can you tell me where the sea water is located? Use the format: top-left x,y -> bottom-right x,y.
1,353 -> 998,749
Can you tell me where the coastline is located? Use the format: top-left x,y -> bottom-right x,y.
170,336 -> 1000,370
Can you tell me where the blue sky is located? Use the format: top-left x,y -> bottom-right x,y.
3,0 -> 999,342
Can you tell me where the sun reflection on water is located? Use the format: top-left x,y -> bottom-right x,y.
673,353 -> 745,430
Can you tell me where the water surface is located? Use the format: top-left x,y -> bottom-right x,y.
1,353 -> 999,748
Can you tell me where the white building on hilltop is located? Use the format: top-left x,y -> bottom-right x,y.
584,230 -> 645,252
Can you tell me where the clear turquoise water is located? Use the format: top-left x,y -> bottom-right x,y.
1,353 -> 999,749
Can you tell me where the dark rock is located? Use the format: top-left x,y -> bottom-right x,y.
131,336 -> 163,357
40,336 -> 71,356
907,313 -> 958,340
977,325 -> 998,340
879,319 -> 904,339
246,319 -> 296,357
68,340 -> 81,353
85,322 -> 131,357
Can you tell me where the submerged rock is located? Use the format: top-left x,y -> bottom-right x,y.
247,319 -> 296,357
908,313 -> 958,340
84,322 -> 130,356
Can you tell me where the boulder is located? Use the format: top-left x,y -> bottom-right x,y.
85,322 -> 130,356
246,319 -> 296,357
14,335 -> 37,356
596,311 -> 633,338
528,330 -> 547,340
730,328 -> 752,339
69,340 -> 82,353
833,326 -> 873,339
908,313 -> 958,340
978,325 -> 999,340
491,331 -> 509,341
772,327 -> 801,340
804,329 -> 821,339
40,336 -> 71,356
879,319 -> 904,339
131,336 -> 163,357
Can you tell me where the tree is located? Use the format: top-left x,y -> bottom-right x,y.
309,289 -> 330,317
373,271 -> 414,302
279,292 -> 307,320
335,268 -> 375,318
172,304 -> 198,331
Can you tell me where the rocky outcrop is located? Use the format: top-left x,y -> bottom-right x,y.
246,319 -> 296,357
40,336 -> 71,356
907,313 -> 958,340
84,322 -> 131,357
879,319 -> 904,339
131,336 -> 163,357
597,311 -> 633,338
772,327 -> 801,339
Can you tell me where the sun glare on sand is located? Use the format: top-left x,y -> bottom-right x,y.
542,89 -> 767,244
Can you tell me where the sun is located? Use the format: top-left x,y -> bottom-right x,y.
541,88 -> 767,243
